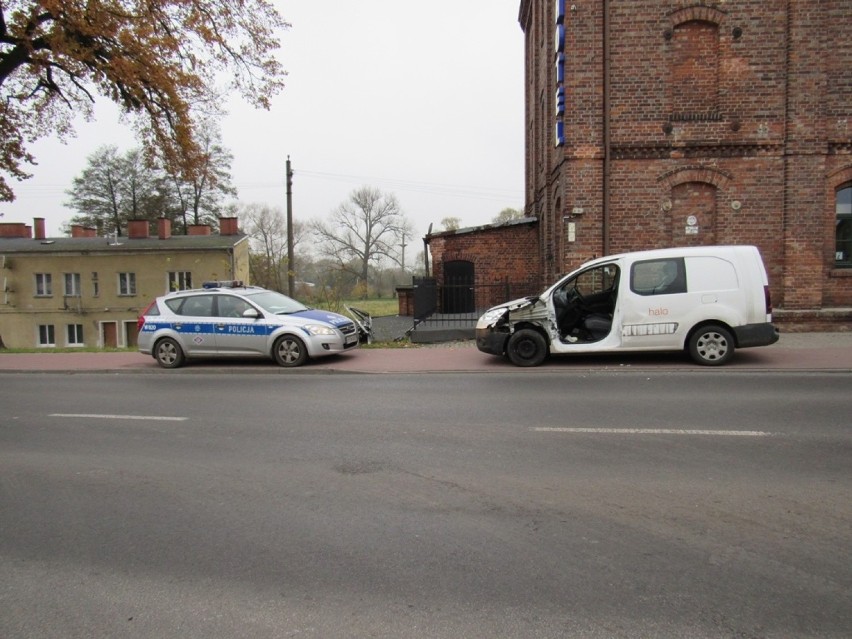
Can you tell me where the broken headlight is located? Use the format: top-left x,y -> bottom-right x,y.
478,308 -> 507,325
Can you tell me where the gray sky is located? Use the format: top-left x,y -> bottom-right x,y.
1,1 -> 525,242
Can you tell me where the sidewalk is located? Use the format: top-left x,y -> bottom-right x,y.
0,332 -> 850,373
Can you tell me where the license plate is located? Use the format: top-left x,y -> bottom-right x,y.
345,334 -> 358,345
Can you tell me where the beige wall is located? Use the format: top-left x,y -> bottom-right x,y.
0,243 -> 249,349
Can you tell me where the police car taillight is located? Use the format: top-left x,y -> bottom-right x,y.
202,280 -> 244,289
137,300 -> 157,331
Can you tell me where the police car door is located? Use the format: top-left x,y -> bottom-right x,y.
174,293 -> 218,355
214,294 -> 268,355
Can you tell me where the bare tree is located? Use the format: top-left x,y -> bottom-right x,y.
239,203 -> 306,291
441,216 -> 461,231
311,186 -> 409,295
492,207 -> 525,224
164,121 -> 237,232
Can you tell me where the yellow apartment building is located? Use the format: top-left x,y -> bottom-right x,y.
0,217 -> 249,349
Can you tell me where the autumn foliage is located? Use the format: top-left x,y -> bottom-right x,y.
0,0 -> 288,201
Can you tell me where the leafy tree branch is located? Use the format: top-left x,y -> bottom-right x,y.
0,0 -> 287,202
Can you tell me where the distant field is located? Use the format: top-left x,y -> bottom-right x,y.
312,298 -> 399,317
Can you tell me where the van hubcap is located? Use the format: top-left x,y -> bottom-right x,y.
698,332 -> 728,360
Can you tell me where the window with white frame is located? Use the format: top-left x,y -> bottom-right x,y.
168,271 -> 192,291
118,272 -> 137,296
64,272 -> 81,296
38,324 -> 55,346
35,273 -> 52,296
66,324 -> 84,346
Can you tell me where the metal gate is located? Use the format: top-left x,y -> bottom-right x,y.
409,275 -> 542,334
412,277 -> 437,320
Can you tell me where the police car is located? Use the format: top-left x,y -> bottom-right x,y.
137,281 -> 359,368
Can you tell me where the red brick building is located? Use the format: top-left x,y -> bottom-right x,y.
426,0 -> 851,329
425,219 -> 540,312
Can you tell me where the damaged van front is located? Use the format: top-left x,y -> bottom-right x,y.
475,295 -> 551,358
476,257 -> 621,367
475,245 -> 779,367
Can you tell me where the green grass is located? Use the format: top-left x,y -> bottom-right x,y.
0,346 -> 135,354
311,298 -> 399,317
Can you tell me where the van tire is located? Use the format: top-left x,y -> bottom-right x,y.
689,325 -> 734,366
507,329 -> 548,367
273,335 -> 308,367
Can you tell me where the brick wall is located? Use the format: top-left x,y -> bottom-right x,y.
514,0 -> 852,328
427,220 -> 540,289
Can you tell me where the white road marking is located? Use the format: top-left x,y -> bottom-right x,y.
533,427 -> 773,437
50,413 -> 187,422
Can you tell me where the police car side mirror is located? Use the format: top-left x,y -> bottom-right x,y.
242,308 -> 261,319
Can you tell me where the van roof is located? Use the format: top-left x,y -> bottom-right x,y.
583,245 -> 759,268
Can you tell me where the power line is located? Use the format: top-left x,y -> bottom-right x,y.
3,170 -> 524,204
287,169 -> 522,203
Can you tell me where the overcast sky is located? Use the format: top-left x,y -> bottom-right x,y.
1,1 -> 526,241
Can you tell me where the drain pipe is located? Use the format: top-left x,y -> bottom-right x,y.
602,0 -> 612,255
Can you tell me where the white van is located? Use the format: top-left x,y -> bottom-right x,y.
476,245 -> 779,366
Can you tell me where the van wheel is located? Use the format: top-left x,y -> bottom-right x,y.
507,329 -> 548,367
273,335 -> 308,367
689,325 -> 734,366
154,337 -> 185,369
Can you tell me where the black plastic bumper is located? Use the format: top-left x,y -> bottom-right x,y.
734,322 -> 780,348
476,328 -> 509,356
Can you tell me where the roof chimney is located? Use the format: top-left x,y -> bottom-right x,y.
158,217 -> 172,240
0,223 -> 30,238
127,219 -> 150,239
187,224 -> 212,236
219,216 -> 239,236
71,225 -> 85,238
34,218 -> 46,240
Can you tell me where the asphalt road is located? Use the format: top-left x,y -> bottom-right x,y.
1,371 -> 850,638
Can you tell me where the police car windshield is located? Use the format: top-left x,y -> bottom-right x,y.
244,290 -> 308,315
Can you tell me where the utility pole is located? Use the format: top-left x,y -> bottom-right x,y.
286,156 -> 295,297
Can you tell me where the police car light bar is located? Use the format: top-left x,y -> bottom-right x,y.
202,280 -> 244,289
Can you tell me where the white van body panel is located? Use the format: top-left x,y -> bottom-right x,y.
476,245 -> 778,366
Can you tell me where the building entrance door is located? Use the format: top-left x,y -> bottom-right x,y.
443,260 -> 475,313
103,322 -> 118,348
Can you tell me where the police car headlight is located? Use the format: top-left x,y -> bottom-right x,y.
304,324 -> 337,336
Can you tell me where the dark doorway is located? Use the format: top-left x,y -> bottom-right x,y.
443,260 -> 475,313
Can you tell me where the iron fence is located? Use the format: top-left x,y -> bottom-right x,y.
412,276 -> 542,328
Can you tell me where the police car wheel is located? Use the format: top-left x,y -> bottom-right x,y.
688,324 -> 735,366
154,337 -> 185,369
273,335 -> 308,367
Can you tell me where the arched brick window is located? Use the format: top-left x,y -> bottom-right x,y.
837,184 -> 852,266
671,20 -> 720,116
